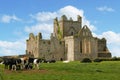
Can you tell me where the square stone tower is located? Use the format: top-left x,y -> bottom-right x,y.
53,15 -> 82,39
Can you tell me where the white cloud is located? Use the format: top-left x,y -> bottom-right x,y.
93,31 -> 120,45
102,31 -> 120,45
58,5 -> 84,20
97,6 -> 115,12
0,39 -> 26,56
25,23 -> 53,33
25,23 -> 53,39
0,15 -> 21,23
93,31 -> 120,57
30,12 -> 57,22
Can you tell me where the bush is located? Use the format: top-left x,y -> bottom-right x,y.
0,58 -> 3,63
112,57 -> 120,61
93,58 -> 102,62
81,58 -> 92,63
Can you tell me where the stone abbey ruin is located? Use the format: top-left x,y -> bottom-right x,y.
26,15 -> 111,61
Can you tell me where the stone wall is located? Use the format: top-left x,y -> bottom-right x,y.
26,33 -> 65,60
40,37 -> 65,60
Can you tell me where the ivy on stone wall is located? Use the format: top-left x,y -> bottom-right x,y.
56,19 -> 63,40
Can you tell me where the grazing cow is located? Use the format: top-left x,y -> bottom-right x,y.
3,57 -> 43,70
34,59 -> 40,69
20,57 -> 29,69
3,58 -> 17,70
26,57 -> 42,69
3,58 -> 11,69
43,59 -> 56,63
3,57 -> 28,71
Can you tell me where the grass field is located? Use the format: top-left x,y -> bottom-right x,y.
0,61 -> 120,80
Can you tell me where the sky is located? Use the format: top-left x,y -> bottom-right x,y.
0,0 -> 120,57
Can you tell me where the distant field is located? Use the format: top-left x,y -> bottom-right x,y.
0,61 -> 120,80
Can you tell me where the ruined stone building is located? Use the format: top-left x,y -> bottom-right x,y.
26,15 -> 111,61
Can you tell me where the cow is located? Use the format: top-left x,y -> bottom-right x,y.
3,58 -> 17,70
3,58 -> 11,69
2,57 -> 28,71
3,57 -> 43,70
25,57 -> 42,70
43,59 -> 56,63
20,57 -> 29,70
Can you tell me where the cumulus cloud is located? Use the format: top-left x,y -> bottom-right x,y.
25,23 -> 53,38
58,6 -> 84,20
97,6 -> 115,12
0,39 -> 26,56
25,23 -> 53,33
93,31 -> 120,45
29,6 -> 83,22
30,12 -> 57,22
101,31 -> 120,45
0,14 -> 21,23
93,31 -> 120,57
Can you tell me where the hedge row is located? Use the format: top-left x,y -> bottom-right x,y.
81,57 -> 120,63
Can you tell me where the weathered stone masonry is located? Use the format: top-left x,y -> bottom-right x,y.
26,15 -> 111,61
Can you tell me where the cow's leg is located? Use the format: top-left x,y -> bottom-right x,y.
14,65 -> 16,71
17,64 -> 20,70
34,64 -> 36,69
34,63 -> 39,69
12,65 -> 16,71
20,64 -> 23,70
9,64 -> 12,70
4,64 -> 8,69
36,64 -> 39,69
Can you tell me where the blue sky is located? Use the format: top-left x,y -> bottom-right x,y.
0,0 -> 120,57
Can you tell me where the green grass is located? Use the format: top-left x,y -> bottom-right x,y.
0,61 -> 120,80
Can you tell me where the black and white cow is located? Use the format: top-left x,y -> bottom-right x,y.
25,57 -> 42,69
43,59 -> 56,63
3,57 -> 28,70
3,57 -> 43,70
3,58 -> 18,70
3,58 -> 11,69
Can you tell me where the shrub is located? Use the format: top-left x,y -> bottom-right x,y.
93,58 -> 102,62
81,58 -> 92,63
0,58 -> 3,63
112,57 -> 120,61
